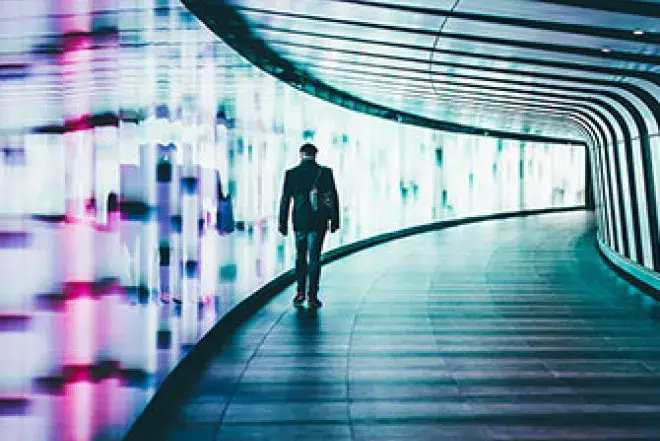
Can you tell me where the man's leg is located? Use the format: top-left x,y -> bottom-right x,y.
293,231 -> 308,305
307,229 -> 327,307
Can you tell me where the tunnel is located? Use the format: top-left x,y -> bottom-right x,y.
0,1 -> 659,440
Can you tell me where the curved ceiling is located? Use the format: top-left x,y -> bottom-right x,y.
183,0 -> 660,145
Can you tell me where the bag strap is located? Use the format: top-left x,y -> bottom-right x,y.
311,167 -> 323,189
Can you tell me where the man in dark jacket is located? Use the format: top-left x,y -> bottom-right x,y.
278,143 -> 340,308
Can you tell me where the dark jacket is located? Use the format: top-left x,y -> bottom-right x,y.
278,158 -> 340,233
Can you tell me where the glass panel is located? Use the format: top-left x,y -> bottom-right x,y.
630,137 -> 653,269
615,140 -> 637,261
649,134 -> 660,268
604,142 -> 625,253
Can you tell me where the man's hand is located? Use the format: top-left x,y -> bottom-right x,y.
278,225 -> 288,236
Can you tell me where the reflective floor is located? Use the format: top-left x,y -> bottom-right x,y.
163,211 -> 660,441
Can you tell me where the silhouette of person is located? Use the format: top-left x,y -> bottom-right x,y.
278,143 -> 340,308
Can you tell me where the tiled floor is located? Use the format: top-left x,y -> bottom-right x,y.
163,212 -> 660,440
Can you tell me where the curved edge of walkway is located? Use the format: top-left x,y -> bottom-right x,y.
598,238 -> 660,299
123,205 -> 588,441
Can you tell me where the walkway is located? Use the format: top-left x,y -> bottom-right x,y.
163,211 -> 660,441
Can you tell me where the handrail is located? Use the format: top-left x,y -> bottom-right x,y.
597,236 -> 660,298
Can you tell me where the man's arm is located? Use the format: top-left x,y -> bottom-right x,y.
278,170 -> 292,235
327,168 -> 340,232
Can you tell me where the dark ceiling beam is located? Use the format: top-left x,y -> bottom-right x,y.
268,31 -> 660,127
320,70 -> 596,121
342,87 -> 581,132
182,0 -> 585,145
316,69 -> 610,137
344,81 -> 576,119
273,40 -> 660,127
532,0 -> 660,17
324,74 -> 589,114
315,64 -> 646,149
337,70 -> 608,151
320,0 -> 660,43
277,40 -> 628,89
276,40 -> 581,80
255,25 -> 660,85
234,6 -> 660,65
290,55 -> 644,113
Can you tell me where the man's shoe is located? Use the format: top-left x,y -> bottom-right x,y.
307,293 -> 323,308
293,291 -> 306,307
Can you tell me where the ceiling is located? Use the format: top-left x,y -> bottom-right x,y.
184,0 -> 660,145
2,0 -> 658,146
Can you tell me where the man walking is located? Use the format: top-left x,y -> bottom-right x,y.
278,143 -> 340,308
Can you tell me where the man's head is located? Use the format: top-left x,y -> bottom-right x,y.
299,143 -> 318,159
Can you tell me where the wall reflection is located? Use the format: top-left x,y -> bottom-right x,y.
0,1 -> 585,440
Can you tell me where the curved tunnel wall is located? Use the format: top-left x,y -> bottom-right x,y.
0,2 -> 588,440
177,0 -> 660,291
583,86 -> 660,285
186,0 -> 660,291
3,0 -> 660,439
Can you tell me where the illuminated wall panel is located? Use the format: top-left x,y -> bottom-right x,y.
0,2 -> 591,441
590,131 -> 659,273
